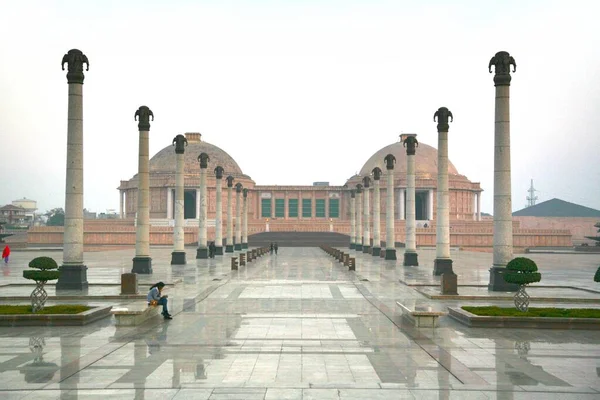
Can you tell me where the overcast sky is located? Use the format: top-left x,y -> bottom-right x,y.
1,0 -> 599,215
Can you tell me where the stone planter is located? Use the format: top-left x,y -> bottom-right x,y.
0,305 -> 112,327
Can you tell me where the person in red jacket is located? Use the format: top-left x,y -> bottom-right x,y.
2,246 -> 10,265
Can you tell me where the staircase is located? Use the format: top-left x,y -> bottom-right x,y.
248,232 -> 350,247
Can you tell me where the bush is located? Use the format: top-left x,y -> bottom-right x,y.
503,257 -> 541,286
28,257 -> 59,271
23,270 -> 60,282
595,266 -> 600,283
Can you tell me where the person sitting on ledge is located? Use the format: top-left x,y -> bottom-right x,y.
147,282 -> 172,319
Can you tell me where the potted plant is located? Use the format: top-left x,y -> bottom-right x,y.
23,257 -> 60,312
502,257 -> 541,312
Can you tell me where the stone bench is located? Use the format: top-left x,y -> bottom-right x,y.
112,303 -> 162,326
396,301 -> 446,328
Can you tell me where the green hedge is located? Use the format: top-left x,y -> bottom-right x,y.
463,306 -> 600,318
503,257 -> 541,285
23,270 -> 60,282
28,257 -> 58,271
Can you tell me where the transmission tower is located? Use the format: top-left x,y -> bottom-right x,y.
526,179 -> 538,207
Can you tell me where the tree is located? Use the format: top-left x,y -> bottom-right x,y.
45,208 -> 65,226
503,257 -> 542,312
23,257 -> 60,312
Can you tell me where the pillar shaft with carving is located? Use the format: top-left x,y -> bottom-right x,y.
489,51 -> 517,291
171,134 -> 187,264
384,154 -> 396,260
57,49 -> 90,289
372,168 -> 382,256
226,177 -> 234,252
242,189 -> 248,248
235,184 -> 242,250
214,167 -> 224,255
403,135 -> 418,266
349,191 -> 356,249
196,153 -> 209,259
355,185 -> 363,251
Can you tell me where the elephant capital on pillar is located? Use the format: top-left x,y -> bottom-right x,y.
372,167 -> 382,181
235,183 -> 243,193
434,107 -> 453,132
243,188 -> 248,198
61,49 -> 89,84
362,176 -> 371,188
384,154 -> 396,170
355,184 -> 363,194
198,152 -> 210,169
214,166 -> 224,179
489,50 -> 516,86
135,106 -> 154,131
226,176 -> 234,188
172,134 -> 188,154
402,135 -> 419,156
350,189 -> 356,199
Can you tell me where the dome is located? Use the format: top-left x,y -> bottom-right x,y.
149,133 -> 247,178
358,135 -> 459,179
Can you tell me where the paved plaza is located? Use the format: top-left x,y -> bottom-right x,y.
0,247 -> 600,399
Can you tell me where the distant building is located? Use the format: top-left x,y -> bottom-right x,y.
312,182 -> 330,186
513,198 -> 600,245
11,197 -> 37,226
0,204 -> 29,226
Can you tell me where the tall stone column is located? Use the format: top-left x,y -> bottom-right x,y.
355,184 -> 363,251
132,106 -> 154,274
349,190 -> 356,249
235,183 -> 243,250
433,108 -> 453,275
489,51 -> 518,291
403,135 -> 419,266
167,188 -> 173,219
225,176 -> 234,252
242,188 -> 248,248
57,49 -> 89,290
399,189 -> 405,220
384,154 -> 397,260
477,192 -> 482,221
119,191 -> 124,219
362,177 -> 371,253
371,168 -> 382,256
171,134 -> 188,265
196,153 -> 210,259
214,166 -> 224,255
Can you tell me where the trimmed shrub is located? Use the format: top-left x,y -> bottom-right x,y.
594,266 -> 600,283
503,257 -> 541,285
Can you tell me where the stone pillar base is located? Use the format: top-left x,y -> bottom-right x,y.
362,245 -> 370,254
56,265 -> 89,291
404,252 -> 419,266
196,247 -> 208,259
132,257 -> 152,274
349,243 -> 355,250
121,273 -> 138,295
385,249 -> 397,260
234,244 -> 242,251
171,251 -> 187,265
215,246 -> 224,256
225,245 -> 234,253
371,247 -> 381,256
488,267 -> 519,292
355,244 -> 363,251
441,272 -> 458,295
242,243 -> 248,249
433,258 -> 453,276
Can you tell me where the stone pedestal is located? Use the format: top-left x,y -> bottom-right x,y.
121,273 -> 138,295
170,251 -> 186,265
57,49 -> 89,290
433,258 -> 453,276
488,267 -> 519,291
403,252 -> 418,267
385,249 -> 396,260
196,248 -> 208,259
441,272 -> 458,295
132,257 -> 152,275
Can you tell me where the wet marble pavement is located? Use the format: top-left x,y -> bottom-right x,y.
0,247 -> 599,399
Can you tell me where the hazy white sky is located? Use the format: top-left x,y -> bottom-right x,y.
1,0 -> 599,215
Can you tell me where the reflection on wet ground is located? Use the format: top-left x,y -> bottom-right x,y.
0,247 -> 599,399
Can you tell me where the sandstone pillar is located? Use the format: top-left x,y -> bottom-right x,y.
119,191 -> 124,219
403,135 -> 419,266
362,176 -> 371,253
132,106 -> 154,274
214,166 -> 225,255
477,192 -> 482,221
167,187 -> 173,219
242,188 -> 248,248
235,183 -> 243,250
349,190 -> 356,249
57,49 -> 89,290
171,134 -> 188,264
225,176 -> 234,252
371,168 -> 382,256
428,189 -> 434,220
489,51 -> 518,291
433,108 -> 453,275
384,154 -> 397,260
399,189 -> 405,220
355,184 -> 363,251
196,153 -> 210,259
